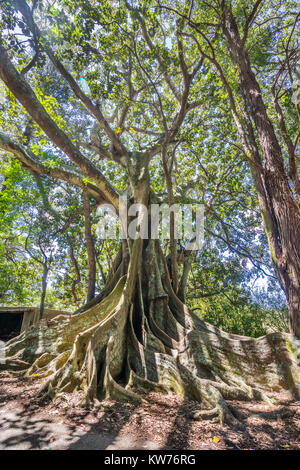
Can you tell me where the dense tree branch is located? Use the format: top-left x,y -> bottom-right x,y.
134,8 -> 181,102
15,0 -> 128,161
0,45 -> 120,209
241,0 -> 264,45
0,132 -> 106,204
69,245 -> 81,304
20,49 -> 40,75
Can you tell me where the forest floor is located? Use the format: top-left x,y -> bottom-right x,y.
0,371 -> 299,450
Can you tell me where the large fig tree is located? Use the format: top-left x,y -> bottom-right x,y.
0,0 -> 299,423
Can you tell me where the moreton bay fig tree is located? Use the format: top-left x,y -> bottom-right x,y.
0,0 -> 299,423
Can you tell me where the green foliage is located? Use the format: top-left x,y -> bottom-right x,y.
190,290 -> 288,338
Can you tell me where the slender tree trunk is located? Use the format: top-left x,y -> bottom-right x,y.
224,12 -> 300,338
83,187 -> 96,303
40,263 -> 49,320
69,246 -> 81,304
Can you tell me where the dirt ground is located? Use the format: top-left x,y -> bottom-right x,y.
0,371 -> 299,450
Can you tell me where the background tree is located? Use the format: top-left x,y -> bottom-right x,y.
161,0 -> 300,335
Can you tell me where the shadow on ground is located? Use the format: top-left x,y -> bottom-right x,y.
0,372 -> 299,450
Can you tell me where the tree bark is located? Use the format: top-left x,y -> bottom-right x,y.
69,246 -> 81,304
40,263 -> 49,320
83,187 -> 96,303
223,10 -> 300,338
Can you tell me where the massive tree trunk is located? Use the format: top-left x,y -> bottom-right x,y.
39,263 -> 49,320
223,10 -> 300,338
1,158 -> 300,424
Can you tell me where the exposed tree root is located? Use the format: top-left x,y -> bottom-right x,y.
1,240 -> 299,424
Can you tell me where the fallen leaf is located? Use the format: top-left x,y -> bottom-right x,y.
212,437 -> 221,443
